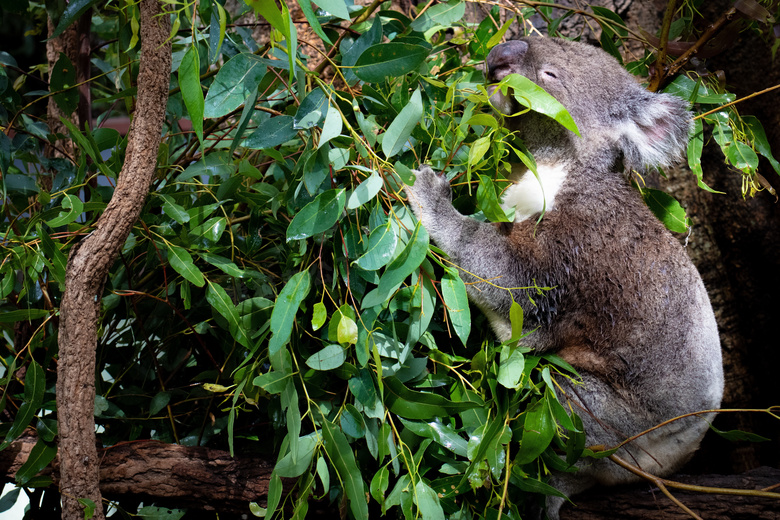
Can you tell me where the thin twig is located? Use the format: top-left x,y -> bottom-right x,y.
609,454 -> 704,520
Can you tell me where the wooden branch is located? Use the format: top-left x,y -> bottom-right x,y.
0,434 -> 275,514
55,1 -> 171,519
560,467 -> 780,519
3,434 -> 778,517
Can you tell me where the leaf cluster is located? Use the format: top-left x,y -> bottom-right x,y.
0,0 -> 778,518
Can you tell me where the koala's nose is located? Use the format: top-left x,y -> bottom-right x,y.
486,40 -> 529,82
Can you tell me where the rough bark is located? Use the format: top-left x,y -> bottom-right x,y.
55,1 -> 172,518
0,434 -> 274,514
560,467 -> 780,520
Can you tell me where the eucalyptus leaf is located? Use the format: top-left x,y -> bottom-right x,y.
355,44 -> 430,84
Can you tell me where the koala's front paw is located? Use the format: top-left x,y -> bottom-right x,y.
404,165 -> 452,221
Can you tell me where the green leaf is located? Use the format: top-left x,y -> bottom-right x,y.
306,344 -> 346,371
50,53 -> 78,115
1,361 -> 44,449
206,281 -> 250,347
149,391 -> 171,416
266,472 -> 283,518
641,188 -> 689,233
48,193 -> 84,227
414,480 -> 445,520
337,315 -> 358,346
382,88 -> 423,158
509,301 -> 524,342
709,424 -> 770,442
383,376 -> 480,420
37,224 -> 67,285
268,271 -> 312,357
253,371 -> 291,394
179,46 -> 204,147
312,302 -> 327,331
50,0 -> 99,39
515,397 -> 556,465
315,0 -> 350,20
161,198 -> 190,224
744,115 -> 780,175
347,171 -> 383,209
204,53 -> 266,118
199,252 -> 244,277
370,465 -> 389,504
246,0 -> 285,34
166,244 -> 206,287
316,455 -> 330,494
497,345 -> 525,389
0,488 -> 21,513
244,115 -> 297,149
468,135 -> 491,167
320,415 -> 369,519
297,1 -> 332,45
497,74 -> 579,135
275,432 -> 318,478
14,439 -> 56,486
476,174 -> 510,222
400,418 -> 468,457
0,309 -> 50,323
361,222 -> 428,309
178,151 -> 235,181
591,6 -> 628,37
286,189 -> 346,241
354,221 -> 397,271
340,404 -> 366,438
343,16 -> 383,84
78,498 -> 96,519
355,44 -> 430,84
511,466 -> 569,498
726,141 -> 759,174
441,267 -> 470,345
318,105 -> 343,149
348,369 -> 381,411
410,0 -> 465,31
295,88 -> 327,129
3,174 -> 39,196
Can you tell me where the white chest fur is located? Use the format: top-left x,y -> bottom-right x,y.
501,163 -> 568,222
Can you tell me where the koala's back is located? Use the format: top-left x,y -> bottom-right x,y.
508,167 -> 721,414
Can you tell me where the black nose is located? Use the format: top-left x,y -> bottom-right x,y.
486,40 -> 529,81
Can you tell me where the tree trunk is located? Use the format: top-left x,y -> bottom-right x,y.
55,1 -> 171,518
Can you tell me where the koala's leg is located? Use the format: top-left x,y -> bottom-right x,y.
404,166 -> 527,317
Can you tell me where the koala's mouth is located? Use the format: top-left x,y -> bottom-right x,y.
486,40 -> 530,116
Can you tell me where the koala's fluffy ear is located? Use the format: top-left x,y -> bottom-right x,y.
618,92 -> 692,172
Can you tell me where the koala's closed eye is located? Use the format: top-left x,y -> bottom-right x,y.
541,69 -> 558,79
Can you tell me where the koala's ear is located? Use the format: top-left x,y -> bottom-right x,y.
618,92 -> 692,172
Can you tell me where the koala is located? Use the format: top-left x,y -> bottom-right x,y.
404,37 -> 724,519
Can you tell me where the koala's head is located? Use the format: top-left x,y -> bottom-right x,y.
486,37 -> 691,172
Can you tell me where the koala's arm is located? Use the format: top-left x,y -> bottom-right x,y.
405,166 -> 533,315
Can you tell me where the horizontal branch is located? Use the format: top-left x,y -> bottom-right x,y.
0,433 -> 274,514
2,433 -> 778,517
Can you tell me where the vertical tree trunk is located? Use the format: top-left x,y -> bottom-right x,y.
56,1 -> 172,518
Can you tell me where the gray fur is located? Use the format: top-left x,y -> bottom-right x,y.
404,37 -> 723,519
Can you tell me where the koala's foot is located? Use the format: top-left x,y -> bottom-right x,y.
403,165 -> 452,222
